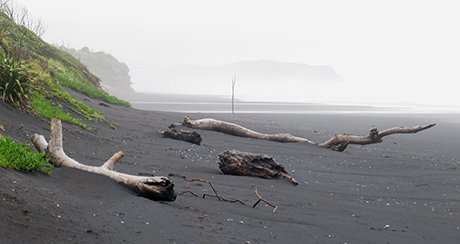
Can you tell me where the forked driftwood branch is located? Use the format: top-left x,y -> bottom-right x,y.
252,185 -> 278,212
319,124 -> 436,151
182,116 -> 435,151
32,119 -> 176,201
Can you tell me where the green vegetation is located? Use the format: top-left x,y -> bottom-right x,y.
62,47 -> 135,95
30,94 -> 89,129
109,122 -> 118,129
0,136 -> 52,174
0,8 -> 129,129
0,51 -> 36,108
49,59 -> 130,107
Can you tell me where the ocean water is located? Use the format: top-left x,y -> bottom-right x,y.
131,101 -> 416,114
128,93 -> 460,114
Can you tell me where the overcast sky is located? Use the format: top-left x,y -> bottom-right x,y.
15,0 -> 460,108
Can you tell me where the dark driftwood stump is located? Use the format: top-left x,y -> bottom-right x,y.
163,129 -> 202,145
218,150 -> 298,185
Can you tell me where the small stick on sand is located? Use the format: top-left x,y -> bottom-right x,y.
252,185 -> 278,213
183,177 -> 246,205
177,190 -> 199,197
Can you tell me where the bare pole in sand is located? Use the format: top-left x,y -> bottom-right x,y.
182,117 -> 435,152
231,74 -> 236,115
32,119 -> 176,201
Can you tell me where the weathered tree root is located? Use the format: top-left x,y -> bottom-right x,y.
163,128 -> 202,145
218,150 -> 298,185
182,177 -> 246,205
183,116 -> 435,152
319,124 -> 436,151
252,185 -> 278,212
32,119 -> 176,201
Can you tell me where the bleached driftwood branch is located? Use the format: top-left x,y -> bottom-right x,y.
183,116 -> 316,144
318,124 -> 436,151
32,119 -> 176,201
182,117 -> 435,152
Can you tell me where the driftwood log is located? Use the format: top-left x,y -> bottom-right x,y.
319,124 -> 436,151
183,117 -> 435,152
163,129 -> 202,145
32,119 -> 176,201
183,117 -> 316,144
218,150 -> 298,185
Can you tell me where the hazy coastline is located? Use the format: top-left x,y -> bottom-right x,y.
128,93 -> 460,114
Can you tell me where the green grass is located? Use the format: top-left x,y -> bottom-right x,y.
49,60 -> 130,107
0,12 -> 128,130
30,94 -> 89,130
0,136 -> 52,174
44,78 -> 104,122
61,77 -> 131,107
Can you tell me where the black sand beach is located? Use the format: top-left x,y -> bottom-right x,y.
1,94 -> 459,243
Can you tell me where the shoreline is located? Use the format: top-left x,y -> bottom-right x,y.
127,92 -> 460,114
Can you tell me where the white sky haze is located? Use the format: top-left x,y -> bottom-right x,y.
15,0 -> 460,109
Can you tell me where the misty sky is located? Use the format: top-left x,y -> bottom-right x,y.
15,0 -> 460,108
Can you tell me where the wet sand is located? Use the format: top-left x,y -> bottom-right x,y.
1,95 -> 459,244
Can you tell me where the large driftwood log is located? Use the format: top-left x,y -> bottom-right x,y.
183,117 -> 435,152
163,129 -> 202,145
32,119 -> 176,201
218,150 -> 298,185
183,116 -> 316,144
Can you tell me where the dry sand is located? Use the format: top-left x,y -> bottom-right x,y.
1,95 -> 459,244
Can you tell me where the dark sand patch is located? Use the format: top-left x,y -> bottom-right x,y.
1,98 -> 460,243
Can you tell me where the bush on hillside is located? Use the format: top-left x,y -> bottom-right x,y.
0,51 -> 36,107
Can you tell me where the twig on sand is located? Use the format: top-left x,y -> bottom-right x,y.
171,174 -> 277,211
182,177 -> 246,205
252,185 -> 278,213
177,190 -> 199,197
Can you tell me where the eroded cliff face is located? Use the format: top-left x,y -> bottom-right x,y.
63,47 -> 135,97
